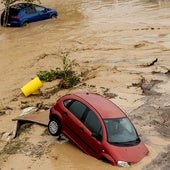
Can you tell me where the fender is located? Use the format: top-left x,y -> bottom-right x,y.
100,153 -> 117,166
49,107 -> 63,123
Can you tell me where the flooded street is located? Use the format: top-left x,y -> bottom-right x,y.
0,0 -> 170,98
0,0 -> 170,170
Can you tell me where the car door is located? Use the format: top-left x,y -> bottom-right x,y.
34,6 -> 49,20
24,5 -> 39,22
62,100 -> 92,153
62,99 -> 104,157
81,109 -> 104,158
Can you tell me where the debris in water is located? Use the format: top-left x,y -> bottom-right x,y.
12,107 -> 49,138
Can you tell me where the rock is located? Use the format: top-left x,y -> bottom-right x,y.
1,132 -> 12,142
0,111 -> 6,116
12,121 -> 20,138
19,107 -> 38,116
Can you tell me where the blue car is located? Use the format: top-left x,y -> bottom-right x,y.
1,3 -> 58,27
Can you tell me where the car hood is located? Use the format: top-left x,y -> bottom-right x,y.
108,141 -> 149,164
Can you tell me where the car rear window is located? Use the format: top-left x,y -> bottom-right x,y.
9,8 -> 19,16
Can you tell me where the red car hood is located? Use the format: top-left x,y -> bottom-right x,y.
108,141 -> 149,164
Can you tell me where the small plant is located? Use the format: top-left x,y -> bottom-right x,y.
57,54 -> 80,89
58,75 -> 80,89
37,69 -> 57,82
37,54 -> 81,89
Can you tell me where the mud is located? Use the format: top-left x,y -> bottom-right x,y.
0,0 -> 170,169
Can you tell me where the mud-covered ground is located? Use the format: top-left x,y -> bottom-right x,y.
0,0 -> 170,170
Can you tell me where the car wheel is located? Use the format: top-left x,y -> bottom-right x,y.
51,14 -> 57,19
48,118 -> 61,136
22,22 -> 28,27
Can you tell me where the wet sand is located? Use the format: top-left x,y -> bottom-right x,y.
0,0 -> 170,169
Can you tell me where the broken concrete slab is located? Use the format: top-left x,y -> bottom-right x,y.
18,107 -> 38,117
13,110 -> 49,126
12,108 -> 49,138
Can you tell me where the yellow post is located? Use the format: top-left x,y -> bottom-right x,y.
21,77 -> 43,97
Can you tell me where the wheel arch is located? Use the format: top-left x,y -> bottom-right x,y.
21,20 -> 29,26
50,13 -> 57,18
49,109 -> 63,123
49,113 -> 61,121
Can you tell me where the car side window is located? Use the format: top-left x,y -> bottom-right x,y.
64,99 -> 73,107
84,110 -> 102,136
25,6 -> 36,14
35,6 -> 46,12
67,100 -> 87,120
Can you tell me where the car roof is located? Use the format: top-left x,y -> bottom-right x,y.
10,3 -> 35,9
72,91 -> 126,119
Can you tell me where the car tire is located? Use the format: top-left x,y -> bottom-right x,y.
22,21 -> 28,27
48,118 -> 61,136
51,14 -> 57,19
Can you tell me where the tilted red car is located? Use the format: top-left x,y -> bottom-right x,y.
48,91 -> 149,167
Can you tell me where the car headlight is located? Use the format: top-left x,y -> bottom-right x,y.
117,161 -> 130,167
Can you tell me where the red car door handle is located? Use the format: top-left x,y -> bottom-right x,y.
63,112 -> 68,116
80,127 -> 84,132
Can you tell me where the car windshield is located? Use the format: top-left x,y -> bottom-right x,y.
104,117 -> 140,146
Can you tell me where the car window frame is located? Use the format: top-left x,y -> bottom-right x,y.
64,99 -> 88,122
83,109 -> 103,139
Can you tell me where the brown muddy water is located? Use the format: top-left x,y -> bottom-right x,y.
0,0 -> 170,170
0,0 -> 170,93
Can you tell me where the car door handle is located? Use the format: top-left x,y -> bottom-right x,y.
80,127 -> 84,132
63,112 -> 68,116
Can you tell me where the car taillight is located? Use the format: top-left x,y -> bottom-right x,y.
11,16 -> 19,20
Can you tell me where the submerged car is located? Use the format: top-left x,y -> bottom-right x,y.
1,3 -> 58,27
48,91 -> 149,167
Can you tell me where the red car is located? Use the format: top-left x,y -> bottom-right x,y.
48,91 -> 149,167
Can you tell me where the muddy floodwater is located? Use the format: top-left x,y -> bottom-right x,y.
0,0 -> 170,170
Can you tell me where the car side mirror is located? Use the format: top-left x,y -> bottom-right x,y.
92,133 -> 102,141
